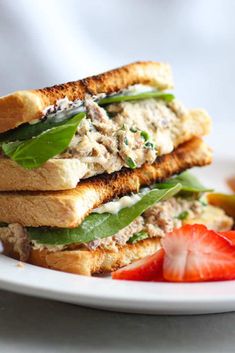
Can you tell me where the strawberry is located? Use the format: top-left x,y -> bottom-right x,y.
112,248 -> 165,281
219,230 -> 235,246
162,224 -> 235,282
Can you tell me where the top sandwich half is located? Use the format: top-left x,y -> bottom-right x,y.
0,61 -> 211,191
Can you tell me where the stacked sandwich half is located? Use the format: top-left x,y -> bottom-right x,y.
0,62 -> 232,276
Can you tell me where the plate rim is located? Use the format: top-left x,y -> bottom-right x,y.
1,155 -> 235,314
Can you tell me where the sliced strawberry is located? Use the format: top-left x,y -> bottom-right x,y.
112,248 -> 165,281
162,224 -> 235,282
219,231 -> 235,246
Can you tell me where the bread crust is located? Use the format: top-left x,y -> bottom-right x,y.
0,138 -> 212,227
2,237 -> 161,276
0,61 -> 173,133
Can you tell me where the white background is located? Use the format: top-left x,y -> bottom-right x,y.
0,0 -> 235,122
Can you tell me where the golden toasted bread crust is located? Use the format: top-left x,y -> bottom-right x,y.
0,138 -> 212,227
0,61 -> 173,133
2,237 -> 161,276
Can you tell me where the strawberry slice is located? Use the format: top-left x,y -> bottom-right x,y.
219,231 -> 235,246
162,224 -> 235,282
112,248 -> 165,281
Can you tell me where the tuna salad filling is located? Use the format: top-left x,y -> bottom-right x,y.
59,98 -> 187,177
0,197 -> 232,258
0,172 -> 233,260
0,85 -> 211,177
64,197 -> 233,251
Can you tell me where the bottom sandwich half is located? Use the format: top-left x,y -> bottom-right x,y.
1,190 -> 233,276
1,199 -> 233,276
4,237 -> 162,276
0,138 -> 233,276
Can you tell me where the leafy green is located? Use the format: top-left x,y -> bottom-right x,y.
2,112 -> 85,169
140,130 -> 150,141
0,107 -> 84,143
28,183 -> 181,245
0,117 -> 68,143
140,130 -> 155,150
98,90 -> 174,106
0,90 -> 174,169
144,141 -> 155,149
154,172 -> 213,193
128,231 -> 149,244
126,157 -> 137,169
177,211 -> 189,220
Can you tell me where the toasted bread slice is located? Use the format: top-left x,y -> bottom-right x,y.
2,237 -> 161,276
0,61 -> 173,133
0,108 -> 211,191
0,138 -> 212,228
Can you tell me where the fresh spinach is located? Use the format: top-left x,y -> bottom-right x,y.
140,130 -> 150,141
0,89 -> 174,169
0,107 -> 85,143
28,183 -> 181,245
98,90 -> 174,106
154,172 -> 213,193
126,157 -> 137,169
177,210 -> 189,220
2,112 -> 85,169
128,231 -> 149,244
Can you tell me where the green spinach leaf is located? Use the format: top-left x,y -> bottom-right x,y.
0,107 -> 84,143
28,183 -> 181,245
128,231 -> 149,244
98,90 -> 174,106
154,172 -> 213,193
176,210 -> 189,220
2,112 -> 85,169
126,157 -> 137,169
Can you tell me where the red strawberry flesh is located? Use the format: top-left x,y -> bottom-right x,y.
112,248 -> 165,281
162,224 -> 235,282
219,231 -> 235,246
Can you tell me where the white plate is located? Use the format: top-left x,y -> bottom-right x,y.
0,127 -> 234,315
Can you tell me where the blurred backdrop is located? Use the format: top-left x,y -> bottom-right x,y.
0,0 -> 234,123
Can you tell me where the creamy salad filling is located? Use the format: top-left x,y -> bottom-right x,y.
93,187 -> 150,214
85,197 -> 233,251
58,97 -> 187,178
0,84 -> 211,177
0,197 -> 232,258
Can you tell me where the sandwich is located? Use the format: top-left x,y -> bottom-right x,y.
0,61 -> 210,191
0,61 -> 233,276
